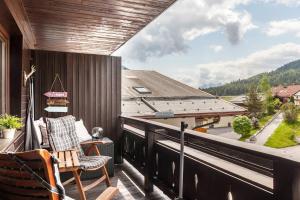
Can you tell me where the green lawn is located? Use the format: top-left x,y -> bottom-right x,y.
221,96 -> 235,101
239,114 -> 274,141
264,118 -> 300,148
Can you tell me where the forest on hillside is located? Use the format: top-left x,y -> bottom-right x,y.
203,60 -> 300,96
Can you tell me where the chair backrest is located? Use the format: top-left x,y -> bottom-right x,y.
46,115 -> 84,156
0,149 -> 59,200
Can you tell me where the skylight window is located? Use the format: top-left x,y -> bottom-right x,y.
133,86 -> 151,94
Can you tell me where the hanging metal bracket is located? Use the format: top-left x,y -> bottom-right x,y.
175,121 -> 188,200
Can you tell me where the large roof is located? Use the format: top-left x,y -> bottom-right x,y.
21,0 -> 176,55
122,70 -> 215,99
272,85 -> 300,98
122,70 -> 246,117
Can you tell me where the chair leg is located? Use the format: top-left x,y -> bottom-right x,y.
101,166 -> 111,187
73,169 -> 87,200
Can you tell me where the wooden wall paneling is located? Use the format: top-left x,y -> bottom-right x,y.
33,50 -> 122,145
78,54 -> 83,121
111,57 -> 117,140
9,35 -> 23,116
90,55 -> 96,131
21,42 -> 31,120
4,0 -> 36,49
95,55 -> 101,129
0,1 -> 21,36
0,1 -> 24,116
101,56 -> 107,134
107,56 -> 112,139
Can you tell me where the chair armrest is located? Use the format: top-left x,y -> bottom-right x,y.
80,140 -> 103,156
80,140 -> 107,146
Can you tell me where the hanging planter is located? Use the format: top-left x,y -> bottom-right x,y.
44,74 -> 69,113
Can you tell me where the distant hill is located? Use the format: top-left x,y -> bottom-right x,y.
203,60 -> 300,96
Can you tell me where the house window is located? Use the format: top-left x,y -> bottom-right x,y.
133,86 -> 152,94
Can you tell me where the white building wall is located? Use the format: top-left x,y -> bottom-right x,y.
213,116 -> 235,128
150,116 -> 236,130
294,92 -> 300,105
150,117 -> 196,129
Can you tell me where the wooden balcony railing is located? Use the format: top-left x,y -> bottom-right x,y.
120,116 -> 300,200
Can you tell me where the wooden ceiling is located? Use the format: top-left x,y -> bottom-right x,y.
21,0 -> 176,55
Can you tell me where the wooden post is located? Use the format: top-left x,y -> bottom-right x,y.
144,125 -> 154,193
115,117 -> 124,164
273,159 -> 300,200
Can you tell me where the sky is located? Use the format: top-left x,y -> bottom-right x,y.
113,0 -> 300,89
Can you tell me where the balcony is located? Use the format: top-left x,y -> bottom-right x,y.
0,0 -> 300,199
119,116 -> 300,200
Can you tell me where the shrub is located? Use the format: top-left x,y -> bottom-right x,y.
290,96 -> 295,103
266,103 -> 275,115
281,103 -> 300,123
0,114 -> 23,129
233,116 -> 252,138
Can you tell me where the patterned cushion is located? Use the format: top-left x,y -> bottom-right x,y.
79,155 -> 111,170
46,115 -> 84,156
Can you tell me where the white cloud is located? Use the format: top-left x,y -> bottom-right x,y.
266,18 -> 300,37
174,43 -> 300,88
210,45 -> 224,52
263,0 -> 300,6
114,0 -> 256,61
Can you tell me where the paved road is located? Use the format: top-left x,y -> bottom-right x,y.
255,113 -> 283,145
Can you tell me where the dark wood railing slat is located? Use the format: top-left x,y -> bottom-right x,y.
144,125 -> 154,193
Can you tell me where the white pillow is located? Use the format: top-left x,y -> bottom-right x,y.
75,119 -> 92,142
33,118 -> 44,145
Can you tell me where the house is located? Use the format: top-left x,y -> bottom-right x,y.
272,85 -> 300,104
230,95 -> 248,107
230,94 -> 264,107
122,70 -> 247,130
0,1 -> 299,200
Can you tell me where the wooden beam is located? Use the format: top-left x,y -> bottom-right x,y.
4,0 -> 36,49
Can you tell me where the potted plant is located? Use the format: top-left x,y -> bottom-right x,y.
0,114 -> 23,139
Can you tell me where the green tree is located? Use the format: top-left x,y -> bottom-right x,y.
245,85 -> 263,117
290,96 -> 295,103
233,116 -> 252,138
273,98 -> 282,109
259,75 -> 271,94
281,102 -> 300,123
259,75 -> 275,115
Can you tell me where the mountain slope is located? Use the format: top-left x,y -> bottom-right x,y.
203,60 -> 300,96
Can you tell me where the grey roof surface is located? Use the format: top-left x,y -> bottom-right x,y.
121,69 -> 246,117
122,70 -> 214,99
122,98 -> 246,117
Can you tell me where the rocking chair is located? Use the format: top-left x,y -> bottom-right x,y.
46,115 -> 118,200
0,149 -> 63,200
